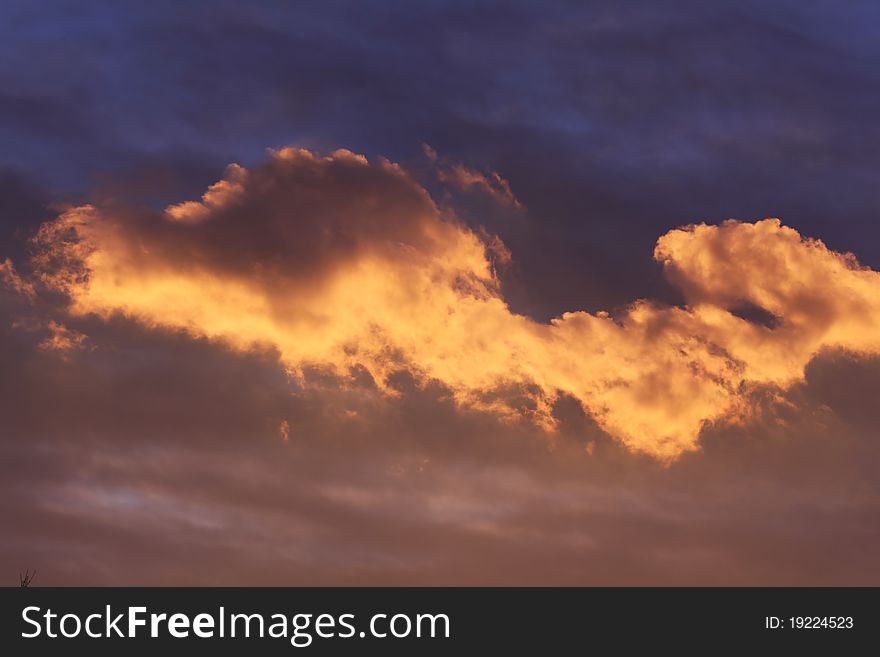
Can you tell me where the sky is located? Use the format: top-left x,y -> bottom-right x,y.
2,0 -> 880,585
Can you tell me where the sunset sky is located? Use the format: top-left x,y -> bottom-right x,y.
2,0 -> 880,585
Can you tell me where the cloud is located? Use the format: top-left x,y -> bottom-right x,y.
25,148 -> 880,460
37,320 -> 90,355
3,204 -> 880,585
1,310 -> 878,585
0,257 -> 35,299
655,220 -> 880,380
435,158 -> 522,209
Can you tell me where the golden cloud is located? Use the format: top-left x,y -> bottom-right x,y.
1,258 -> 35,299
28,148 -> 880,459
438,163 -> 522,208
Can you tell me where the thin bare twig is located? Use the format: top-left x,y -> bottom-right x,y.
19,569 -> 36,587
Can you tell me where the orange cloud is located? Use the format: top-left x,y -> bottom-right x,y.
28,148 -> 880,460
0,258 -> 35,299
438,164 -> 522,208
38,320 -> 90,355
